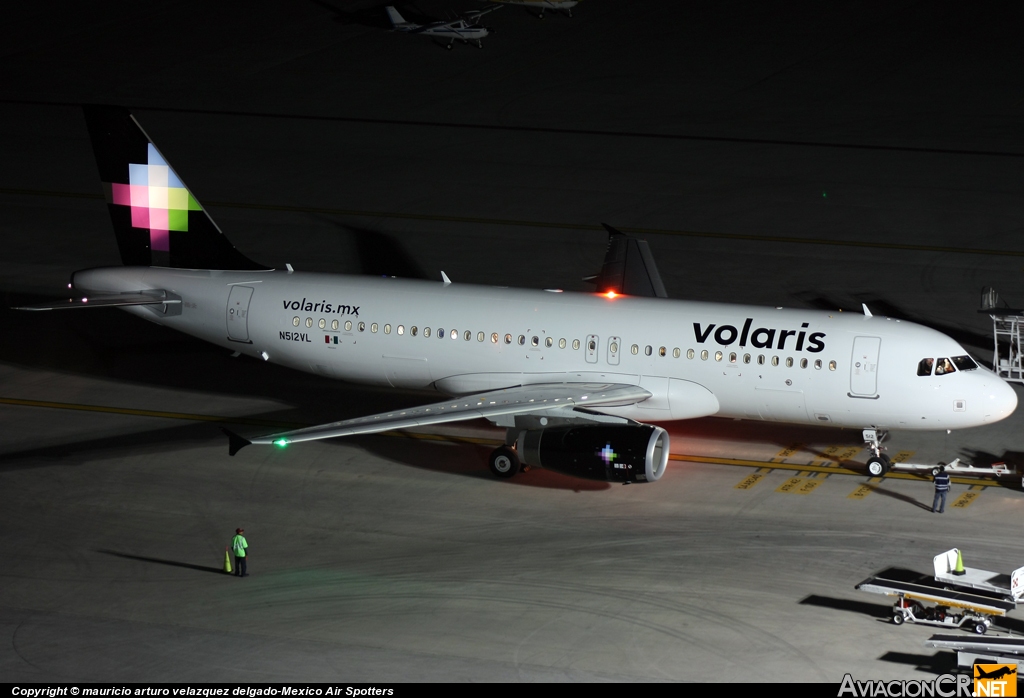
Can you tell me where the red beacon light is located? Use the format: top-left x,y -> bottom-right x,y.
603,290 -> 618,299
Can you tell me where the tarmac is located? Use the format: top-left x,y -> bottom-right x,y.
2,0 -> 1024,683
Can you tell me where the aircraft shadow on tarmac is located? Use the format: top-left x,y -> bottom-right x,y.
799,594 -> 893,620
97,550 -> 225,576
0,401 -> 609,490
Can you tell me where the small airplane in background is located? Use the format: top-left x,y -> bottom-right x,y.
385,5 -> 501,49
487,0 -> 578,19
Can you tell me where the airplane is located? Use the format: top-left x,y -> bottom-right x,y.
975,665 -> 1016,680
385,5 -> 500,49
16,106 -> 1019,486
486,1 -> 579,19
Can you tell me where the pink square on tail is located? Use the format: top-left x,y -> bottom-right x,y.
149,208 -> 169,230
150,229 -> 170,252
111,183 -> 131,206
131,206 -> 149,228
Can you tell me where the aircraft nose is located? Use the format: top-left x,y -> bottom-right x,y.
982,376 -> 1018,423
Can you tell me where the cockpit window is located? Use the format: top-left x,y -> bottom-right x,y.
934,358 -> 955,375
951,355 -> 978,371
917,358 -> 934,376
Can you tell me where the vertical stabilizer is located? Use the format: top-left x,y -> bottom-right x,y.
82,105 -> 268,270
590,224 -> 668,298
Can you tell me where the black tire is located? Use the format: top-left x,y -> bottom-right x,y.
489,446 -> 520,479
892,613 -> 905,625
973,621 -> 988,635
867,456 -> 889,477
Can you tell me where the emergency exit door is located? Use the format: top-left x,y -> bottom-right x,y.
850,336 -> 881,396
226,285 -> 254,342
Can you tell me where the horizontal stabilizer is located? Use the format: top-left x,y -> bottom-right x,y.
246,383 -> 652,447
589,224 -> 668,298
222,428 -> 252,457
13,293 -> 180,311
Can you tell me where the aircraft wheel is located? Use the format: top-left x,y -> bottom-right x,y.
446,44 -> 453,50
973,621 -> 988,635
892,613 -> 905,625
489,446 -> 520,479
867,455 -> 890,477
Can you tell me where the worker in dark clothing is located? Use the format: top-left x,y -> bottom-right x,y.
232,528 -> 249,576
932,467 -> 951,513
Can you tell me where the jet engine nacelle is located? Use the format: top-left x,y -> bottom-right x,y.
515,424 -> 670,483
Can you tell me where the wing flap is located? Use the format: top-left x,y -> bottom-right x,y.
247,383 -> 651,448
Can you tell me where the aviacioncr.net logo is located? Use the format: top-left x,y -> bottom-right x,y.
838,673 -> 972,697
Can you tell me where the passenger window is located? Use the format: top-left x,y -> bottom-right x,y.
438,328 -> 444,338
687,349 -> 695,359
292,316 -> 300,327
743,354 -> 751,364
757,355 -> 765,365
371,323 -> 378,333
491,332 -> 498,343
558,338 -> 566,349
659,347 -> 666,357
505,334 -> 512,344
519,335 -> 526,346
358,322 -> 365,332
785,357 -> 793,368
645,346 -> 652,356
631,344 -> 639,355
935,358 -> 955,375
572,339 -> 581,350
952,355 -> 978,371
771,356 -> 779,366
701,350 -> 709,361
917,358 -> 934,376
397,325 -> 404,335
814,359 -> 821,370
305,317 -> 313,328
729,352 -> 737,363
331,320 -> 339,330
589,339 -> 597,351
715,351 -> 723,362
411,326 -> 418,336
829,360 -> 837,371
545,337 -> 553,348
478,332 -> 485,342
673,348 -> 681,358
451,330 -> 458,340
532,336 -> 539,347
424,327 -> 432,338
318,319 -> 326,329
800,358 -> 808,369
384,324 -> 391,334
345,320 -> 352,331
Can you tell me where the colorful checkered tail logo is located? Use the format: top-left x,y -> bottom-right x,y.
82,105 -> 268,270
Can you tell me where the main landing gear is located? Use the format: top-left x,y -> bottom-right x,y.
489,446 -> 520,479
864,428 -> 891,476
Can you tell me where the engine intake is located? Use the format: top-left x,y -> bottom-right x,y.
516,424 -> 669,483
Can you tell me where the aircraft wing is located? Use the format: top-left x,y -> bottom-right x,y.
464,5 -> 504,19
227,382 -> 651,454
13,292 -> 181,311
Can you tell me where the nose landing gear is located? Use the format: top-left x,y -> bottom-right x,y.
864,428 -> 891,476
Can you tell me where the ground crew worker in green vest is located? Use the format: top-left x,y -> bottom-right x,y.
232,528 -> 249,577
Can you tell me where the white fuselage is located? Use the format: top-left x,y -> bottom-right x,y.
73,267 -> 1018,430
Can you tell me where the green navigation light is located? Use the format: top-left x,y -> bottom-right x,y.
273,439 -> 289,448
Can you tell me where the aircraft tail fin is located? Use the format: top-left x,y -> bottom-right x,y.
82,105 -> 269,271
385,6 -> 408,27
587,224 -> 669,298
